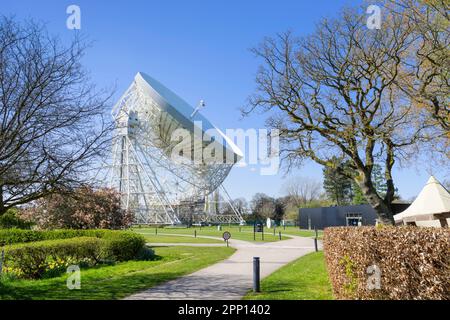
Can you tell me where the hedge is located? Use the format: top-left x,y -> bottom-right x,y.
0,229 -> 124,246
0,231 -> 147,278
323,226 -> 450,300
3,237 -> 102,279
100,232 -> 146,261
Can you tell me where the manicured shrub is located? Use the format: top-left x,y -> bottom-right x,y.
3,237 -> 102,279
323,226 -> 450,300
0,228 -> 115,245
20,186 -> 133,229
100,232 -> 146,261
0,229 -> 43,246
0,230 -> 147,279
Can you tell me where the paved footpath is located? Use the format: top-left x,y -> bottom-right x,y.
125,235 -> 321,300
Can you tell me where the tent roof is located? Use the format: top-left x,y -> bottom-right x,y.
394,176 -> 450,222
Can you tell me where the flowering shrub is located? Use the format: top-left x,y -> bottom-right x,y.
20,187 -> 134,229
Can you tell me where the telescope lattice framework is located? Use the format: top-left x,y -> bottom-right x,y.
106,72 -> 245,225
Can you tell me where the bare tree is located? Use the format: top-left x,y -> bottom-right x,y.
250,193 -> 275,221
232,197 -> 249,215
385,0 -> 449,134
0,17 -> 112,214
243,7 -> 444,224
282,176 -> 322,207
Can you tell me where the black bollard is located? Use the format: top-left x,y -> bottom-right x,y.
314,227 -> 318,251
253,257 -> 260,292
194,230 -> 197,238
155,227 -> 157,235
279,231 -> 282,240
0,249 -> 4,275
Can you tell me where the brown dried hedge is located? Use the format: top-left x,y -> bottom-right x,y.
323,226 -> 450,300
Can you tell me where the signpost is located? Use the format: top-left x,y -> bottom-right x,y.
223,231 -> 231,247
254,222 -> 264,241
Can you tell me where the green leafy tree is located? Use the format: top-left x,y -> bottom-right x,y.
273,198 -> 286,222
323,157 -> 353,205
352,182 -> 368,205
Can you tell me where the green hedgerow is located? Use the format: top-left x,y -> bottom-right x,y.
3,237 -> 102,279
1,231 -> 147,279
100,232 -> 146,261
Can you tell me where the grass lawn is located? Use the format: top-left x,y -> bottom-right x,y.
243,251 -> 333,300
132,226 -> 289,242
277,226 -> 324,239
0,246 -> 235,300
139,233 -> 223,244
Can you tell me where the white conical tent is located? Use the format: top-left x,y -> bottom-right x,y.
394,176 -> 450,227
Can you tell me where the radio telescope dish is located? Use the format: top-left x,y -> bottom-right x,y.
104,72 -> 244,225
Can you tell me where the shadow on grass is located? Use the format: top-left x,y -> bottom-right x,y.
0,246 -> 235,300
0,270 -> 187,300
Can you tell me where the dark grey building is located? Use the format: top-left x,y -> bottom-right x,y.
299,203 -> 410,229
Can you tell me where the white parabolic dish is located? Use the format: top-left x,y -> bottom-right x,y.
113,72 -> 243,165
108,72 -> 244,224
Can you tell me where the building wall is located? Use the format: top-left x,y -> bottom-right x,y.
299,205 -> 378,229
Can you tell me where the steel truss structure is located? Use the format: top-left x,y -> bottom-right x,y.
103,72 -> 245,225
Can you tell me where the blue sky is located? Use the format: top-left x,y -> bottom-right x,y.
2,0 -> 447,201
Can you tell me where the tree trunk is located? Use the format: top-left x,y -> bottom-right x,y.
357,172 -> 395,225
